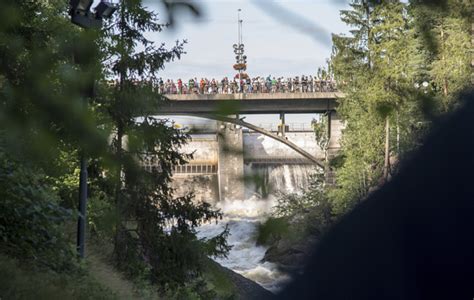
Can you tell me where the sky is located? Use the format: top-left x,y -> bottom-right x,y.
144,0 -> 351,80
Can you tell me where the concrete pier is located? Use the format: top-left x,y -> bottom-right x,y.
328,111 -> 343,159
217,122 -> 245,201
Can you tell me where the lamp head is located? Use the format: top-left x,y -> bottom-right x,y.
70,0 -> 93,12
95,1 -> 118,19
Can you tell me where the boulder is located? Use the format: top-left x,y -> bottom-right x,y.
263,235 -> 319,274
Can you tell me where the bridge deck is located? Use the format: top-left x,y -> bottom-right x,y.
159,92 -> 343,115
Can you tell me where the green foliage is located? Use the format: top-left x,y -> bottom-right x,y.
328,0 -> 471,216
0,148 -> 75,271
268,173 -> 334,242
98,0 -> 230,289
0,0 -> 230,297
0,0 -> 228,296
312,115 -> 329,162
87,191 -> 117,238
0,0 -> 110,162
0,254 -> 116,300
416,0 -> 472,110
256,217 -> 290,246
163,258 -> 240,299
201,259 -> 237,299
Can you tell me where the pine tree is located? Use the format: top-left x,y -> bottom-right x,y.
329,0 -> 471,215
330,0 -> 425,212
100,0 -> 230,286
330,0 -> 384,212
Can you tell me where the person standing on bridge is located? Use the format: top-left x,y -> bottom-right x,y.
302,75 -> 308,93
158,77 -> 164,94
265,75 -> 271,93
270,77 -> 276,93
294,76 -> 300,93
177,78 -> 183,94
193,77 -> 198,93
200,78 -> 205,94
170,79 -> 177,94
188,78 -> 194,94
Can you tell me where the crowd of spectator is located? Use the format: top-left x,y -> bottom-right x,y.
157,75 -> 337,95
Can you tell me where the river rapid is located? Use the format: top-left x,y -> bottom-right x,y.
197,164 -> 316,293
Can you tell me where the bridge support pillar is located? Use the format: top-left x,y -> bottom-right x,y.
279,113 -> 286,137
326,111 -> 343,185
217,121 -> 245,201
327,111 -> 343,159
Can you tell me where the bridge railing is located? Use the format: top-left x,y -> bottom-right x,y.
251,123 -> 314,132
157,80 -> 338,95
178,123 -> 315,133
244,157 -> 315,164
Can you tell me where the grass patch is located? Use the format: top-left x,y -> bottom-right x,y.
87,237 -> 160,299
0,254 -> 116,300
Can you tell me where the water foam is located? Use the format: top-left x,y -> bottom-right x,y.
198,197 -> 288,292
198,165 -> 315,292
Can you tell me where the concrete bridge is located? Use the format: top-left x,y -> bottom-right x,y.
155,92 -> 344,201
162,92 -> 342,114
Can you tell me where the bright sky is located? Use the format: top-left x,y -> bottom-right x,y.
144,0 -> 351,80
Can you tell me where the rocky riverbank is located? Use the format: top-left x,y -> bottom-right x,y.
262,233 -> 319,275
206,259 -> 275,299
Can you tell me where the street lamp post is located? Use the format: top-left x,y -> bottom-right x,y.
69,0 -> 117,259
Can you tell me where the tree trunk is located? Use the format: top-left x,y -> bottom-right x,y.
396,111 -> 400,156
440,27 -> 449,98
364,1 -> 372,69
113,120 -> 124,251
115,121 -> 124,194
383,116 -> 391,182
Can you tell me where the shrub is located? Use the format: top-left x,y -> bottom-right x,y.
0,150 -> 75,271
256,217 -> 290,246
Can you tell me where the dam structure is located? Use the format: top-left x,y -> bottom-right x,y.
159,92 -> 344,202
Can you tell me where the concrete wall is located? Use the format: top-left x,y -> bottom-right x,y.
171,113 -> 343,200
218,122 -> 245,201
179,136 -> 218,164
171,174 -> 219,205
243,132 -> 325,161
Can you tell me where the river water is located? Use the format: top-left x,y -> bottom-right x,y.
197,164 -> 315,293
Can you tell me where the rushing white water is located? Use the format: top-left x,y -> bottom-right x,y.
197,197 -> 291,292
198,164 -> 316,293
245,164 -> 316,197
